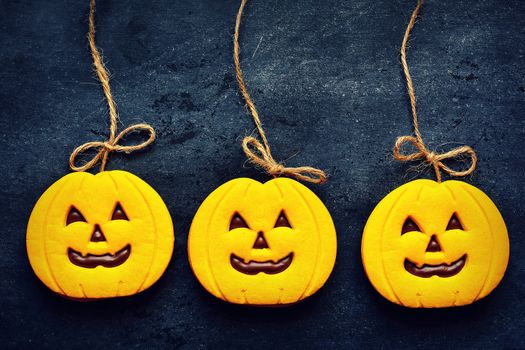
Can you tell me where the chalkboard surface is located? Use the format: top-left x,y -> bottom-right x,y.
1,0 -> 524,348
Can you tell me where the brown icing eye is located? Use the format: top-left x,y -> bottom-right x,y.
274,211 -> 292,228
111,203 -> 129,221
401,217 -> 421,235
66,206 -> 86,225
446,213 -> 464,230
229,213 -> 249,230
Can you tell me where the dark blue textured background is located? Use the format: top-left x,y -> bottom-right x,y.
1,0 -> 524,348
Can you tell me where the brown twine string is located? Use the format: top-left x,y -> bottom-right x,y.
233,0 -> 327,184
393,0 -> 477,183
69,0 -> 155,172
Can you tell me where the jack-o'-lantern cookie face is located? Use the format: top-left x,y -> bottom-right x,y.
188,178 -> 337,306
26,170 -> 174,300
362,179 -> 509,308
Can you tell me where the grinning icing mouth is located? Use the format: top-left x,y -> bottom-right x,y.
404,254 -> 467,278
68,244 -> 131,268
230,253 -> 293,275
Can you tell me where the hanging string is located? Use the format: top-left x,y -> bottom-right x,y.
233,0 -> 327,184
393,0 -> 477,183
69,0 -> 156,172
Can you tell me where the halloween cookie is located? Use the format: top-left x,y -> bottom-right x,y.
188,177 -> 337,306
362,179 -> 509,308
26,170 -> 174,300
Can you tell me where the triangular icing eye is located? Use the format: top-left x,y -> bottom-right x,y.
111,203 -> 129,221
229,213 -> 249,230
274,210 -> 292,228
66,206 -> 86,225
401,217 -> 421,235
446,213 -> 464,230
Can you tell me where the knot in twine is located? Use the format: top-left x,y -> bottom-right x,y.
393,135 -> 477,183
394,0 -> 477,183
242,136 -> 327,184
69,0 -> 156,172
234,0 -> 326,184
69,124 -> 155,172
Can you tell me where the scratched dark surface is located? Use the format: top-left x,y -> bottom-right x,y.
1,0 -> 524,349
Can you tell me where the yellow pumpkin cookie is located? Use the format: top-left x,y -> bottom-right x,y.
362,179 -> 509,308
26,170 -> 174,300
188,177 -> 337,306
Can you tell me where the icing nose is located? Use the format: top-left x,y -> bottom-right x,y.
426,235 -> 441,252
252,231 -> 269,249
90,224 -> 107,242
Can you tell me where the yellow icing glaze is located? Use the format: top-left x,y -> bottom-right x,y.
26,170 -> 174,300
362,179 -> 509,308
188,177 -> 337,306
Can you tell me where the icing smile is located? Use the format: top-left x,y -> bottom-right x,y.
404,254 -> 467,278
68,244 -> 131,268
230,252 -> 293,275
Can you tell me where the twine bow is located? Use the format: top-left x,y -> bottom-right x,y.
394,0 -> 477,183
69,124 -> 155,172
234,0 -> 326,184
242,136 -> 327,183
69,0 -> 156,172
393,136 -> 477,183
